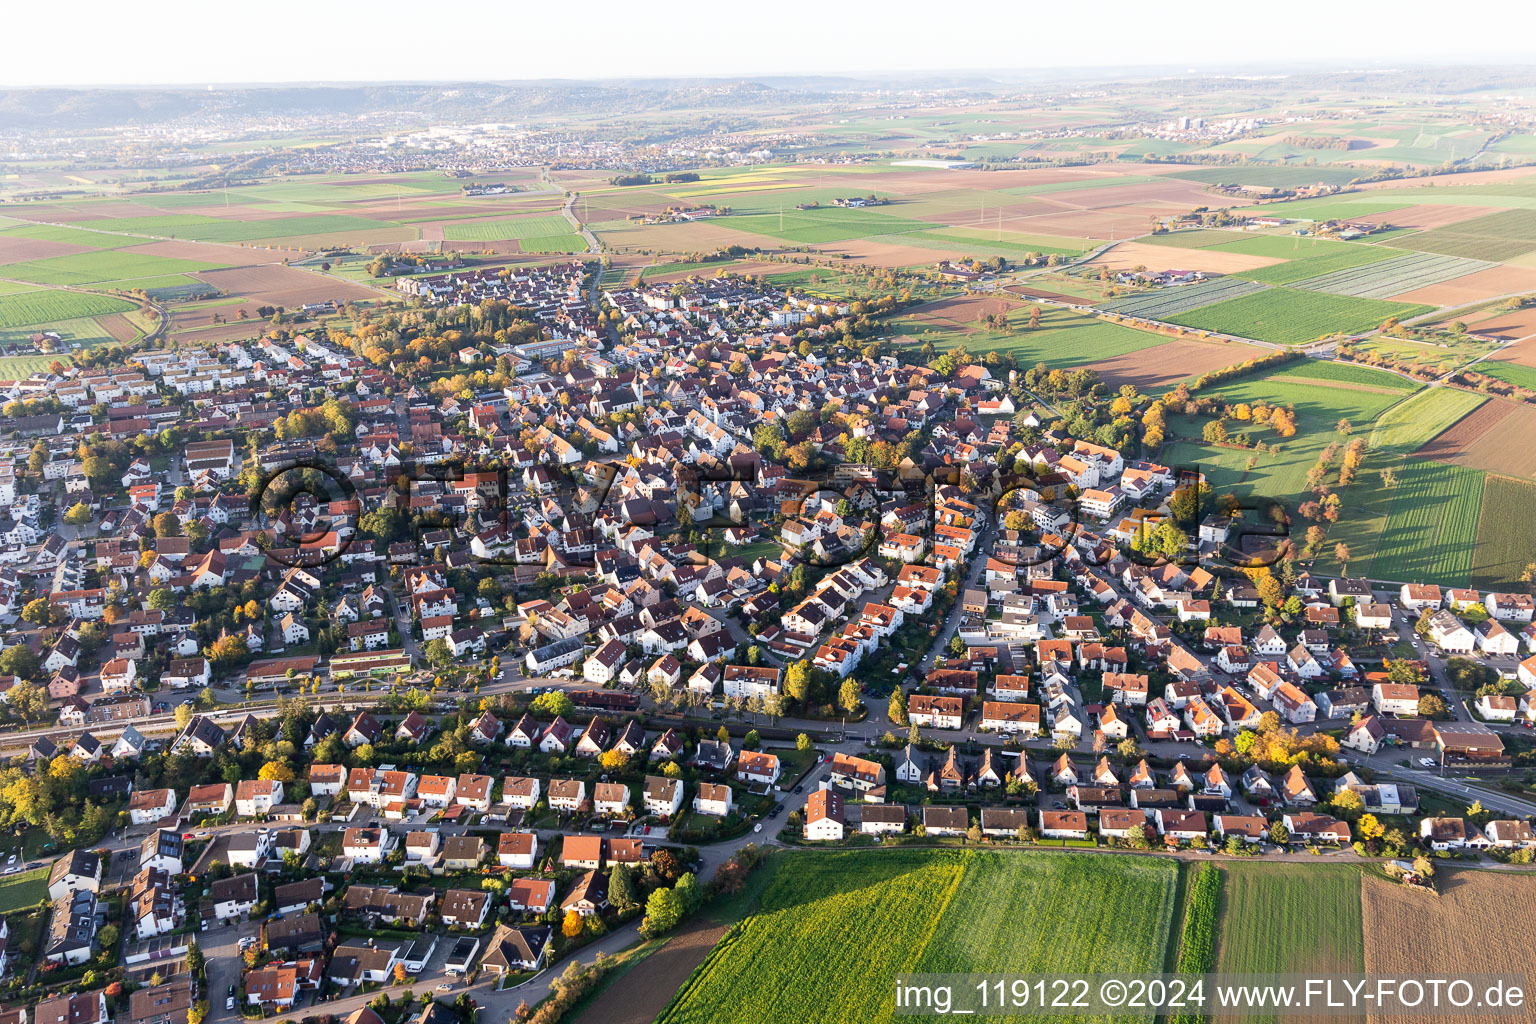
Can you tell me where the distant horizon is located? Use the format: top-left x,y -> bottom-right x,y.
6,0 -> 1535,90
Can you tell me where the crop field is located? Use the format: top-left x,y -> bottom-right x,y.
720,207 -> 934,245
1266,359 -> 1420,391
1363,870 -> 1536,1024
517,233 -> 588,253
1161,288 -> 1434,345
1230,244 -> 1399,286
1287,252 -> 1491,299
658,851 -> 1177,1024
1368,459 -> 1486,584
65,212 -> 402,245
1420,399 -> 1536,478
0,289 -> 137,329
441,214 -> 575,241
1366,387 -> 1486,453
1389,208 -> 1536,261
1096,278 -> 1268,319
2,249 -> 226,286
1470,475 -> 1536,589
1214,863 -> 1363,1024
1139,229 -> 1253,249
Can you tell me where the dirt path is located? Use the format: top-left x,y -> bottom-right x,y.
571,919 -> 729,1024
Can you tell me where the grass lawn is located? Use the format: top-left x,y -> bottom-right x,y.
0,289 -> 137,329
1366,387 -> 1486,454
0,867 -> 49,913
3,250 -> 225,286
1162,288 -> 1435,346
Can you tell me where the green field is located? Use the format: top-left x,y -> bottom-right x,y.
639,259 -> 740,280
1474,359 -> 1536,392
0,867 -> 48,913
722,207 -> 933,245
895,304 -> 1173,369
659,851 -> 1178,1024
66,213 -> 399,244
1368,460 -> 1486,584
1214,863 -> 1363,1024
0,222 -> 141,249
1162,288 -> 1434,345
1230,244 -> 1400,286
3,249 -> 225,286
1471,475 -> 1536,589
1163,371 -> 1405,515
441,214 -> 576,241
518,233 -> 589,253
1367,388 -> 1487,453
0,289 -> 137,329
1164,166 -> 1366,188
1388,208 -> 1536,261
1265,359 -> 1420,392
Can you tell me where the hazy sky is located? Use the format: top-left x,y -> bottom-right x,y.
6,0 -> 1534,87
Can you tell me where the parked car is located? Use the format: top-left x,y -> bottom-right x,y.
1419,757 -> 1436,768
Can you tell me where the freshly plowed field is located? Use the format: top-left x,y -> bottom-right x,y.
1362,870 -> 1536,1024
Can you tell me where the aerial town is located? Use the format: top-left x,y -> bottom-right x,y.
3,32 -> 1536,1024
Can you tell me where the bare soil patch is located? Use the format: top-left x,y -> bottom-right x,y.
807,240 -> 938,268
1088,241 -> 1282,274
0,237 -> 97,265
1008,285 -> 1087,303
1362,869 -> 1536,1024
1489,333 -> 1536,365
904,294 -> 1022,333
571,922 -> 727,1024
1468,308 -> 1536,346
1095,338 -> 1263,390
1417,397 -> 1536,476
119,239 -> 259,265
1389,265 -> 1536,306
95,313 -> 141,343
1351,204 -> 1500,230
192,264 -> 379,306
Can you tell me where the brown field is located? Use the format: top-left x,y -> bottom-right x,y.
904,294 -> 1022,333
0,236 -> 97,265
170,301 -> 261,330
1468,308 -> 1536,346
1352,204 -> 1499,230
806,239 -> 935,268
571,921 -> 727,1024
1390,265 -> 1536,306
1095,338 -> 1264,390
1009,285 -> 1088,303
95,312 -> 141,343
1357,166 -> 1536,190
192,264 -> 380,307
1490,334 -> 1536,366
1362,870 -> 1536,1024
0,207 -> 100,223
262,226 -> 421,250
1417,397 -> 1536,477
1002,206 -> 1182,239
167,319 -> 269,344
1087,241 -> 1282,274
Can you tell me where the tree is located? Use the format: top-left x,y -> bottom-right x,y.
643,885 -> 684,937
530,691 -> 575,718
784,660 -> 814,704
7,681 -> 48,724
1332,787 -> 1365,821
1417,693 -> 1450,719
175,703 -> 195,729
1358,814 -> 1385,842
837,679 -> 861,714
888,689 -> 908,726
562,910 -> 585,938
258,761 -> 295,783
63,502 -> 92,527
609,863 -> 637,909
423,638 -> 453,669
1269,821 -> 1290,845
796,732 -> 811,752
1124,823 -> 1151,850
